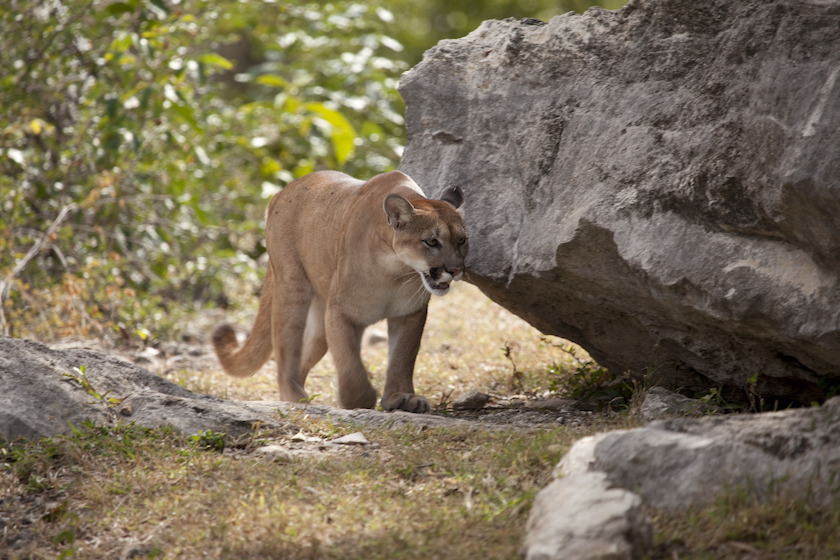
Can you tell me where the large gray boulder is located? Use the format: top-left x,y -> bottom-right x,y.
398,0 -> 840,404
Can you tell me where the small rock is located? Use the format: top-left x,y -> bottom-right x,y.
640,387 -> 717,421
525,398 -> 574,412
254,445 -> 292,461
329,432 -> 370,446
452,390 -> 490,410
133,347 -> 160,364
119,401 -> 133,416
365,329 -> 388,346
291,431 -> 322,443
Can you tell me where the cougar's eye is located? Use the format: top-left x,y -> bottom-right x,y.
424,238 -> 438,248
458,237 -> 467,246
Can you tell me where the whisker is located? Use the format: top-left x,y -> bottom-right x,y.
408,283 -> 426,307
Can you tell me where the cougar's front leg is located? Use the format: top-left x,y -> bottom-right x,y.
381,306 -> 430,413
325,305 -> 378,409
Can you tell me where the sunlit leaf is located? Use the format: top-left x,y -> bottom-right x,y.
306,103 -> 357,164
255,74 -> 287,88
294,159 -> 315,178
199,53 -> 233,70
109,32 -> 133,53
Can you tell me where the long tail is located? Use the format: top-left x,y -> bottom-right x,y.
211,266 -> 275,378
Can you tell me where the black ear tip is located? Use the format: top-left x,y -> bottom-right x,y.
440,185 -> 464,209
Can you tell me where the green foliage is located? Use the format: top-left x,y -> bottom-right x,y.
381,0 -> 629,65
2,420 -> 158,490
63,364 -> 128,408
1,0 -> 627,343
547,344 -> 634,409
1,0 -> 406,342
189,429 -> 226,452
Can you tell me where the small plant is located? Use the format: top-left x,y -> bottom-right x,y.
544,342 -> 634,409
503,342 -> 524,391
190,430 -> 226,452
63,365 -> 128,409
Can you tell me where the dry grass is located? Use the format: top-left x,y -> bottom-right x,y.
647,491 -> 840,560
176,282 -> 584,406
0,413 -> 629,559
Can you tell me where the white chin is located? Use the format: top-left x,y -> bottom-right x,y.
429,286 -> 450,297
420,274 -> 451,296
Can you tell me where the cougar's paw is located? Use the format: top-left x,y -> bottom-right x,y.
382,392 -> 431,414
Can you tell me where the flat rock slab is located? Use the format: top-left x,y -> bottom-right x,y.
0,336 -> 297,442
398,0 -> 840,404
0,337 -> 566,443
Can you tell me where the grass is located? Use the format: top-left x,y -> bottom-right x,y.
4,282 -> 840,558
0,415 -> 625,559
647,490 -> 840,559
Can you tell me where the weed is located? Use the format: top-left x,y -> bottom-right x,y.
63,364 -> 128,409
543,341 -> 634,409
189,430 -> 226,452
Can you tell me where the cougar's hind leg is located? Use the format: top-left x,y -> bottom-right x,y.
270,260 -> 312,404
300,296 -> 328,384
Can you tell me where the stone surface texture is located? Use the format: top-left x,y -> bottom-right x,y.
558,396 -> 840,510
522,471 -> 652,560
452,389 -> 491,410
0,337 -> 299,442
398,0 -> 840,404
639,386 -> 718,420
0,337 -> 562,442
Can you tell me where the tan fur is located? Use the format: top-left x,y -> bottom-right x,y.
212,170 -> 468,412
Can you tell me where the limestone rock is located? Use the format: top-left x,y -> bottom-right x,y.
639,386 -> 717,420
522,471 -> 652,560
452,389 -> 490,410
0,336 -> 296,442
329,432 -> 370,445
558,396 -> 840,510
398,0 -> 840,404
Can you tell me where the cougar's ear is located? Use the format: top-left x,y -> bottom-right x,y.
439,185 -> 464,210
384,194 -> 415,229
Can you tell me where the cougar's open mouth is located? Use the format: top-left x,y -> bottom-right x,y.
422,272 -> 451,294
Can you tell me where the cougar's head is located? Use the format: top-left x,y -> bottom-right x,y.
384,185 -> 468,296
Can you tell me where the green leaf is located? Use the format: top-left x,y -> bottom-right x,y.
199,53 -> 233,70
101,2 -> 134,18
306,103 -> 357,164
171,104 -> 199,130
255,74 -> 287,88
109,32 -> 133,53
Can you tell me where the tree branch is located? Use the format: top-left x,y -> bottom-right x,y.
0,202 -> 79,336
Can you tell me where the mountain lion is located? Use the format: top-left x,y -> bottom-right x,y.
212,170 -> 468,413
